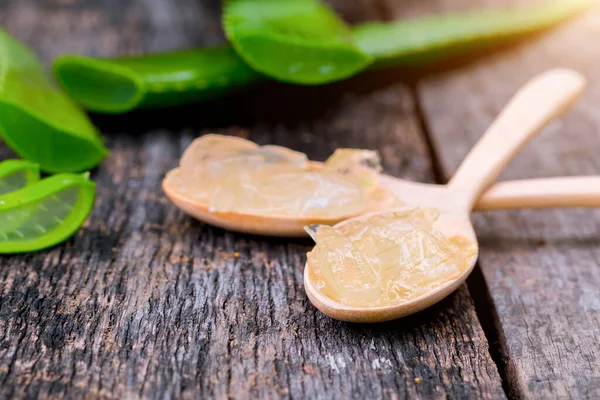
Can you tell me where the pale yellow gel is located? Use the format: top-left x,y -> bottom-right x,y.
165,134 -> 402,218
305,208 -> 478,307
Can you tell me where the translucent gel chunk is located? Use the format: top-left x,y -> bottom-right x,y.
180,134 -> 259,168
305,224 -> 381,306
0,160 -> 39,196
166,134 -> 401,218
0,170 -> 29,195
306,208 -> 477,307
324,148 -> 381,192
258,145 -> 308,166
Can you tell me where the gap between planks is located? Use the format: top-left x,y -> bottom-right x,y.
410,83 -> 515,399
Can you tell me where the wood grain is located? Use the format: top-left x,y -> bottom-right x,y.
0,0 -> 506,398
408,1 -> 600,398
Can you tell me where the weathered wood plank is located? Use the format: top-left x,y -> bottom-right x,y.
0,1 -> 505,398
0,0 -> 224,59
407,1 -> 600,397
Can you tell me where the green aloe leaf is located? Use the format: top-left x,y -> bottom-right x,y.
52,0 -> 593,112
0,159 -> 40,195
223,0 -> 372,84
0,29 -> 109,173
0,172 -> 96,254
352,0 -> 595,68
53,46 -> 261,114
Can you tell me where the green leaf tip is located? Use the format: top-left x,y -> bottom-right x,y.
223,0 -> 372,85
0,29 -> 109,174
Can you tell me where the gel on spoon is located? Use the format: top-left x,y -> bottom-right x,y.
303,68 -> 586,322
163,133 -> 600,237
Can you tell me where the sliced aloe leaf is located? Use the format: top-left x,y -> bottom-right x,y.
53,0 -> 592,112
52,46 -> 261,114
0,29 -> 109,173
0,172 -> 96,254
0,159 -> 40,195
224,0 -> 592,82
352,0 -> 595,68
218,0 -> 371,85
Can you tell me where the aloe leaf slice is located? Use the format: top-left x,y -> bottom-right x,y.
53,46 -> 262,114
0,159 -> 40,195
52,0 -> 592,112
352,0 -> 595,68
0,172 -> 96,254
223,0 -> 372,85
0,29 -> 109,173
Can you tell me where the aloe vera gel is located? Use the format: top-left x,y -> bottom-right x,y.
0,159 -> 40,195
305,209 -> 477,307
165,134 -> 401,218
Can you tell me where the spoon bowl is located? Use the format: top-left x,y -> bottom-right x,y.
162,161 -> 398,236
304,68 -> 586,322
304,210 -> 477,323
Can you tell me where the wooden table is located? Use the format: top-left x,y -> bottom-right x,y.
1,1 -> 599,398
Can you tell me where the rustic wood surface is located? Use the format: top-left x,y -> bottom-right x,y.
404,1 -> 600,398
0,0 -> 598,399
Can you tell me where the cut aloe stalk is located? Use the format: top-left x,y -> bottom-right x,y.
53,0 -> 593,112
226,0 -> 593,80
223,0 -> 371,84
0,29 -> 109,173
0,159 -> 40,195
0,172 -> 96,254
352,0 -> 595,68
53,46 -> 262,114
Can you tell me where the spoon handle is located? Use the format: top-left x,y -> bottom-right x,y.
447,68 -> 586,211
477,176 -> 600,210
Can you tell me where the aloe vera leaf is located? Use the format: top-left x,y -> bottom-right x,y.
52,0 -> 592,113
352,0 -> 595,68
53,46 -> 262,114
223,0 -> 372,85
0,159 -> 40,195
0,29 -> 109,174
0,172 -> 96,254
225,0 -> 592,81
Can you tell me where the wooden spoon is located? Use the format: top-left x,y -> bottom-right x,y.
163,70 -> 589,237
304,68 -> 586,323
378,175 -> 600,212
165,170 -> 600,236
